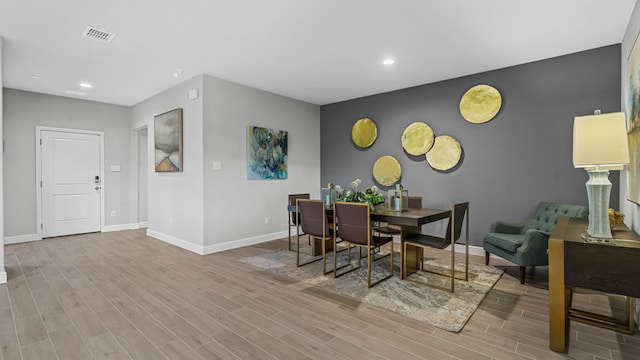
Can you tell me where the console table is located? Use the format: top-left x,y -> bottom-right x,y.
548,217 -> 640,353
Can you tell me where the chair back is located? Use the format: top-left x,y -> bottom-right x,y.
445,202 -> 469,242
297,199 -> 328,238
525,202 -> 588,233
408,196 -> 422,208
334,202 -> 370,246
288,193 -> 310,225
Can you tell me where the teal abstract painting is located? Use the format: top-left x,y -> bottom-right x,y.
246,126 -> 288,179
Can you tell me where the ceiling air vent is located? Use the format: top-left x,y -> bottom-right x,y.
82,26 -> 116,43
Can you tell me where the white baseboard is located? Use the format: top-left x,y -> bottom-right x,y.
146,229 -> 205,255
203,230 -> 288,255
0,271 -> 6,284
138,222 -> 148,228
4,233 -> 41,245
102,223 -> 141,232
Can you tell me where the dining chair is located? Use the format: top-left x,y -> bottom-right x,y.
288,193 -> 309,251
402,202 -> 469,292
296,198 -> 335,274
374,196 -> 423,236
333,201 -> 394,288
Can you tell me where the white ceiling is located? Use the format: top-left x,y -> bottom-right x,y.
0,0 -> 637,107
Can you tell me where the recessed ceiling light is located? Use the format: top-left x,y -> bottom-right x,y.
383,58 -> 395,65
79,82 -> 93,88
30,74 -> 41,80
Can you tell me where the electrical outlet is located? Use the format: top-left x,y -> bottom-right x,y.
264,216 -> 270,225
110,210 -> 116,217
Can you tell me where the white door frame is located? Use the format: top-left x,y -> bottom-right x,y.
35,126 -> 105,239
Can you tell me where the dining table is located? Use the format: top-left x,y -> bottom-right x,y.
287,203 -> 451,278
370,205 -> 451,277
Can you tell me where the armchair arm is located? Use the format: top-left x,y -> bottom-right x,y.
489,221 -> 527,234
515,229 -> 551,265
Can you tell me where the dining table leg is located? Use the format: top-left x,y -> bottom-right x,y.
401,225 -> 422,279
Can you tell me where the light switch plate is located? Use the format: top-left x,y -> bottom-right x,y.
110,165 -> 121,172
213,161 -> 222,170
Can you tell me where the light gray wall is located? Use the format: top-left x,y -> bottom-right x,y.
130,75 -> 205,252
321,45 -> 621,246
0,36 -> 5,282
202,75 -> 320,251
137,128 -> 148,224
3,89 -> 132,237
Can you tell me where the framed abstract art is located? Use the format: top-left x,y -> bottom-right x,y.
627,32 -> 640,204
154,108 -> 183,172
246,125 -> 288,179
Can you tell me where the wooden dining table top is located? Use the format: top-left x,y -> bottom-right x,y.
288,204 -> 451,227
370,206 -> 451,227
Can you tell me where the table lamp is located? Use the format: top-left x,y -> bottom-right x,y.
572,112 -> 630,241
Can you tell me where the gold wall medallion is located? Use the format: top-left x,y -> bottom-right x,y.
401,122 -> 435,155
459,84 -> 502,123
351,117 -> 378,148
373,155 -> 401,186
426,135 -> 462,171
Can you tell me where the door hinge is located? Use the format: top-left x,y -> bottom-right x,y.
40,223 -> 43,230
40,138 -> 42,145
40,181 -> 42,188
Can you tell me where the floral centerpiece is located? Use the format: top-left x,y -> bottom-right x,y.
333,178 -> 385,210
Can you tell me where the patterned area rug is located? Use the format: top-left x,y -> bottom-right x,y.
239,247 -> 503,332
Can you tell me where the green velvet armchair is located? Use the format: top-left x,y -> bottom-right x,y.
483,202 -> 588,284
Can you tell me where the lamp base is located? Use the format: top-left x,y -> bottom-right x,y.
580,232 -> 616,244
585,170 -> 613,239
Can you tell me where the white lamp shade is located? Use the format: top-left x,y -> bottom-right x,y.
572,112 -> 630,170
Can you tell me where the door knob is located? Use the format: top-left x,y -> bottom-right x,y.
95,186 -> 101,190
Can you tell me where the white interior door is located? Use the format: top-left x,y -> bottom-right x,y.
41,130 -> 101,237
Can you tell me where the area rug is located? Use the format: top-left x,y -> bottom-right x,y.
239,247 -> 503,332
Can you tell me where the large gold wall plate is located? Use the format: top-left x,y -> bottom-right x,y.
401,122 -> 435,155
351,117 -> 378,148
373,155 -> 401,186
459,84 -> 502,124
426,135 -> 462,171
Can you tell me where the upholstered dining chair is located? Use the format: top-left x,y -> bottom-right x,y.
374,196 -> 423,236
333,201 -> 394,288
288,193 -> 309,251
402,202 -> 469,293
296,198 -> 335,274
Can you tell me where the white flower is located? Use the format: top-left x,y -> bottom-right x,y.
371,185 -> 378,193
335,185 -> 342,192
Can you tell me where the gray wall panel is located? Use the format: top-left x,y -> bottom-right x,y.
321,45 -> 621,246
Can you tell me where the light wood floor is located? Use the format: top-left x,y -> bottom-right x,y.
0,229 -> 638,360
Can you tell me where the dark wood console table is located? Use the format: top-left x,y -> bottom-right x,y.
548,217 -> 640,353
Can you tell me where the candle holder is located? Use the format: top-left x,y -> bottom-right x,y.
388,184 -> 408,212
321,187 -> 336,207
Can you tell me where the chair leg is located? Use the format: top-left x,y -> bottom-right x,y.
485,251 -> 490,265
519,266 -> 526,284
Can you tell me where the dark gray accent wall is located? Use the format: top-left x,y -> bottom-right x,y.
321,45 -> 621,246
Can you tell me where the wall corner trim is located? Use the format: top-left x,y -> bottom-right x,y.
146,229 -> 205,255
0,271 -> 6,284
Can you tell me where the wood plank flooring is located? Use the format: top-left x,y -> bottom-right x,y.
0,229 -> 638,359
